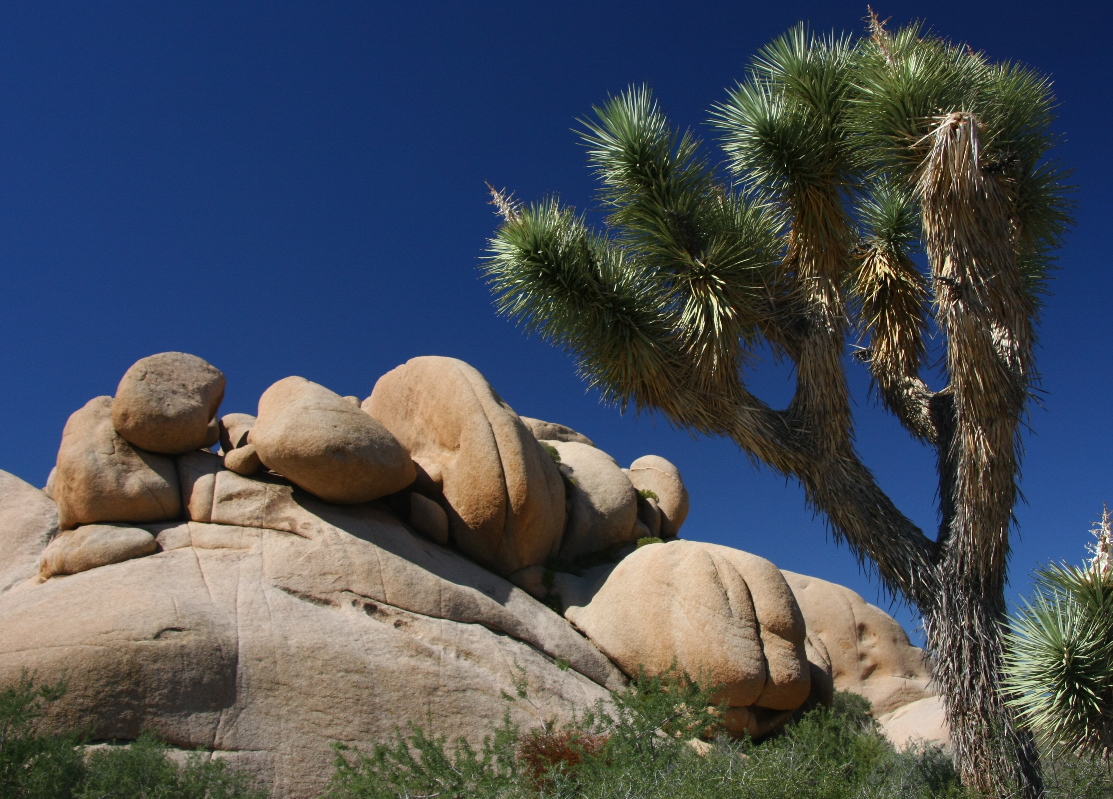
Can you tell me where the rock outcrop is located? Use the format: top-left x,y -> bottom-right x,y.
0,494 -> 619,799
250,377 -> 415,504
0,471 -> 58,593
626,455 -> 689,538
54,396 -> 181,530
781,571 -> 934,717
565,540 -> 812,738
366,357 -> 566,576
0,351 -> 943,798
547,440 -> 640,561
38,524 -> 158,579
112,352 -> 225,455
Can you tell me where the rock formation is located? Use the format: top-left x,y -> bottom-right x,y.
0,352 -> 945,798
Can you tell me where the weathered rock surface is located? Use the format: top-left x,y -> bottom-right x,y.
366,357 -> 565,576
112,353 -> 226,455
782,571 -> 933,717
0,484 -> 622,799
38,524 -> 157,578
547,440 -> 639,561
877,695 -> 950,751
223,443 -> 261,476
636,495 -> 662,538
0,351 -> 948,795
409,492 -> 449,545
566,540 -> 811,738
626,456 -> 689,537
250,377 -> 415,504
0,470 -> 58,593
54,397 -> 181,530
219,413 -> 256,452
521,417 -> 595,447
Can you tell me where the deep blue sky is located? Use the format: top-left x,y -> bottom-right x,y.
1,1 -> 1109,642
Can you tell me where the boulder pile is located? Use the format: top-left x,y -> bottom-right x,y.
0,352 -> 945,799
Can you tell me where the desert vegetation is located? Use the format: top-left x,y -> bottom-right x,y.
4,671 -> 1110,799
484,14 -> 1070,796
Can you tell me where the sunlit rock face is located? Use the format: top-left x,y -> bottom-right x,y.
0,351 -> 942,798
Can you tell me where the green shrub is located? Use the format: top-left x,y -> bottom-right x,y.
0,674 -> 85,799
0,674 -> 262,799
325,663 -> 976,799
78,733 -> 265,799
636,536 -> 664,548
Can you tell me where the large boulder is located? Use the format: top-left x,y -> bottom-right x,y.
626,456 -> 689,537
112,352 -> 225,455
0,470 -> 58,593
546,440 -> 639,561
566,540 -> 811,738
0,476 -> 622,799
365,357 -> 565,576
781,571 -> 934,717
250,377 -> 415,504
53,397 -> 181,530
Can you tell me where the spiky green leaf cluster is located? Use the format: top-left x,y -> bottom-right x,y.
1004,563 -> 1113,759
484,21 -> 1069,415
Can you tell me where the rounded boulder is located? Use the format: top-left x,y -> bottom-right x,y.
54,397 -> 182,530
627,455 -> 689,537
112,352 -> 225,455
365,357 -> 565,576
566,540 -> 811,736
547,440 -> 639,561
249,377 -> 415,504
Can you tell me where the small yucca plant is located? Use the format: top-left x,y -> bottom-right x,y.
1004,507 -> 1113,759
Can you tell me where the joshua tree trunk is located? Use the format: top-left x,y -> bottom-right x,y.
926,581 -> 1044,797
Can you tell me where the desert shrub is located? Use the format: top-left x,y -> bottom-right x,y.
1040,749 -> 1113,798
327,715 -> 526,799
326,663 -> 977,799
0,674 -> 85,799
77,732 -> 266,799
516,728 -> 608,791
0,674 -> 263,799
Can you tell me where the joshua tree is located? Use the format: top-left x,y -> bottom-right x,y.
483,16 -> 1069,799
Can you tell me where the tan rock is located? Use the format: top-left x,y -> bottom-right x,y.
366,357 -> 565,576
43,467 -> 57,500
0,470 -> 58,593
0,500 -> 623,799
876,695 -> 950,751
627,456 -> 689,537
520,417 -> 595,447
224,443 -> 261,476
409,493 -> 449,545
112,353 -> 225,455
54,397 -> 181,530
637,495 -> 662,538
546,440 -> 638,561
39,524 -> 157,578
782,571 -> 933,717
219,413 -> 256,452
567,540 -> 811,736
250,377 -> 415,504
